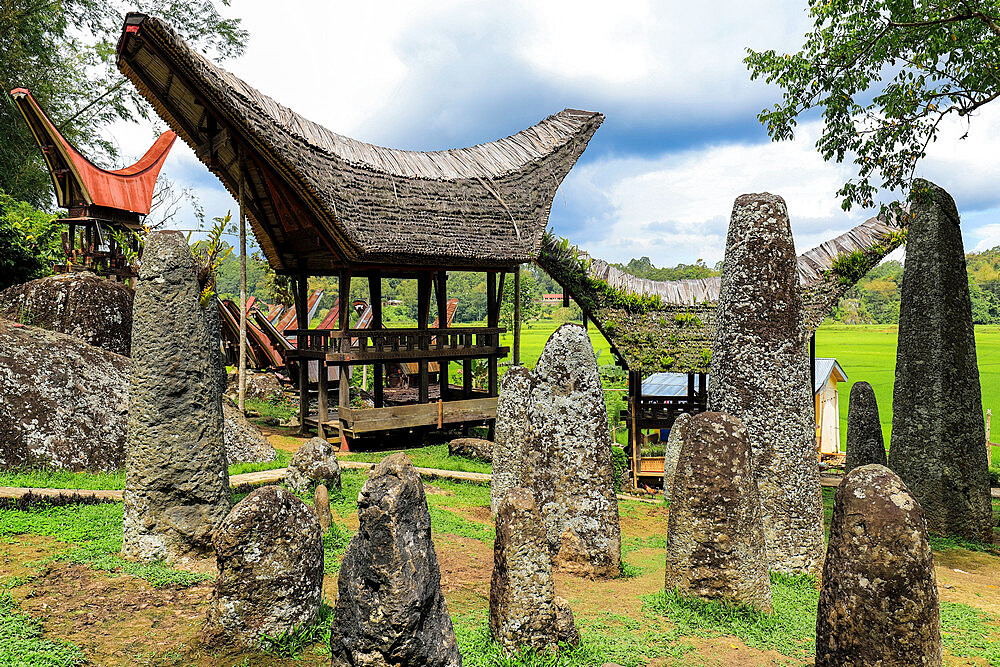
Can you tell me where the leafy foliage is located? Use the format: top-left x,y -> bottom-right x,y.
611,256 -> 720,281
0,192 -> 62,289
746,0 -> 1000,210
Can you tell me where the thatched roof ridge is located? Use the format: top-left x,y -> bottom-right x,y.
116,13 -> 603,272
576,212 -> 900,306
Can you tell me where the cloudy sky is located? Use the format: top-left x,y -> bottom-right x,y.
112,0 -> 1000,266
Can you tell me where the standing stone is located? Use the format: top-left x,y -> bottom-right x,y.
709,193 -> 825,575
286,436 -> 341,493
844,381 -> 886,474
662,413 -> 691,502
203,485 -> 324,649
122,231 -> 231,564
663,412 -> 772,612
330,453 -> 460,667
532,324 -> 622,578
816,465 -> 942,666
889,180 -> 993,541
490,487 -> 578,655
492,366 -> 535,514
314,484 -> 332,533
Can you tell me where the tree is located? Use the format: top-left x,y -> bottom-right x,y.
745,1 -> 1000,210
0,1 -> 247,207
499,269 -> 538,330
0,191 -> 61,289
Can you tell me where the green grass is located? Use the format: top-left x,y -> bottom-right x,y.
0,452 -> 291,493
0,503 -> 211,589
453,610 -> 694,667
940,601 -> 1000,665
644,573 -> 820,658
244,396 -> 298,422
227,449 -> 292,476
499,320 -> 616,370
816,324 -> 1000,466
340,444 -> 492,475
0,592 -> 86,666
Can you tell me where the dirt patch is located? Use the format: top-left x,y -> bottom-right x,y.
620,503 -> 670,539
440,504 -> 492,524
423,484 -> 455,497
434,534 -> 493,603
935,549 -> 1000,615
0,534 -> 62,583
262,427 -> 310,454
670,636 -> 802,666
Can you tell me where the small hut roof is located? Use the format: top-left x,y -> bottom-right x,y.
9,88 -> 175,215
115,13 -> 603,273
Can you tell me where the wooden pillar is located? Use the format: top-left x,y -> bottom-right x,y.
513,266 -> 522,366
629,370 -> 640,488
338,271 -> 352,410
486,271 -> 499,397
317,360 -> 328,439
295,268 -> 309,435
563,292 -> 569,308
687,372 -> 695,407
436,271 -> 449,401
237,173 -> 248,412
370,272 -> 384,409
418,274 -> 431,404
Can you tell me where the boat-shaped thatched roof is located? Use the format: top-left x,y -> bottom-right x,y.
116,13 -> 604,274
538,211 -> 905,373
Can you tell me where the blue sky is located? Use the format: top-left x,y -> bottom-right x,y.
113,0 -> 1000,265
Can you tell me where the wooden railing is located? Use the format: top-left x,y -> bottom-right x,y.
286,327 -> 507,363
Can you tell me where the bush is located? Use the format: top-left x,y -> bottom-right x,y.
611,445 -> 628,492
0,192 -> 62,289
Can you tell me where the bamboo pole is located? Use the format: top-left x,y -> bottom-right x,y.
237,171 -> 247,412
513,266 -> 521,366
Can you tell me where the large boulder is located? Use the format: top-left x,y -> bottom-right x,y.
662,413 -> 691,502
708,193 -> 825,576
490,487 -> 578,655
0,320 -> 128,471
203,485 -> 324,648
225,370 -> 284,403
815,464 -> 942,666
844,381 -> 886,474
492,324 -> 621,578
889,181 -> 993,541
0,272 -> 133,356
222,398 -> 278,464
286,437 -> 341,493
330,453 -> 460,667
448,437 -> 492,462
122,231 -> 231,564
663,411 -> 772,612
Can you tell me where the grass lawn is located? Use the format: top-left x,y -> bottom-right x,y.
0,474 -> 997,665
816,324 -> 1000,465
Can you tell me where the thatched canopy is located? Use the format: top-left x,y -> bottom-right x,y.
115,13 -> 603,274
538,212 -> 905,374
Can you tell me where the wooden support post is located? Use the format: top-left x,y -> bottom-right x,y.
437,271 -> 449,400
338,271 -> 351,412
370,272 -> 384,409
698,372 -> 707,406
463,359 -> 472,398
295,267 -> 310,436
630,370 -> 640,488
418,274 -> 431,404
237,172 -> 247,412
486,271 -> 499,397
563,292 -> 570,308
513,266 -> 522,366
687,372 -> 695,406
317,361 -> 328,439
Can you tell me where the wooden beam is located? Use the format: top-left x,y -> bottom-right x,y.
513,266 -> 521,366
418,274 -> 431,404
339,397 -> 497,433
317,362 -> 328,439
437,271 -> 448,400
370,272 -> 384,409
338,270 -> 351,411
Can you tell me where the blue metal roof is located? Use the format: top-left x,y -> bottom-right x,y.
642,358 -> 846,397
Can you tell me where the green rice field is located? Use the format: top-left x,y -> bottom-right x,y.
502,320 -> 1000,466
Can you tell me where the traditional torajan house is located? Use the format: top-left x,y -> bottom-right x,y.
9,88 -> 176,281
116,13 -> 603,447
537,216 -> 905,484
